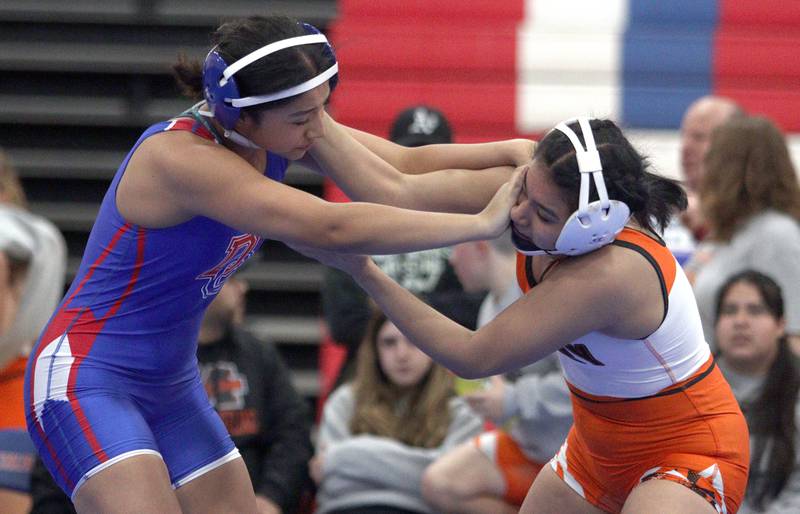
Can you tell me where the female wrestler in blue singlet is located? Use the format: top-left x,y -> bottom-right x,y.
23,15 -> 530,514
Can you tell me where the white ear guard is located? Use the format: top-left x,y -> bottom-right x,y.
515,117 -> 630,257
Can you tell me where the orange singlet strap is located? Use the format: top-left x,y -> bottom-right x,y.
613,228 -> 677,295
516,228 -> 677,305
516,253 -> 533,293
515,254 -> 563,293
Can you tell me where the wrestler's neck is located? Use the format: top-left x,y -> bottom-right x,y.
217,124 -> 265,169
624,220 -> 658,240
202,104 -> 266,168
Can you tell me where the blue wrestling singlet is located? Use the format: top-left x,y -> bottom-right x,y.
23,116 -> 288,499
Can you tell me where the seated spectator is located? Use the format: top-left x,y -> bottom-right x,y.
27,455 -> 76,514
421,231 -> 572,514
198,275 -> 313,514
714,270 -> 800,513
0,236 -> 32,514
0,151 -> 66,514
688,116 -> 800,352
0,150 -> 66,368
677,96 -> 743,241
663,96 -> 742,265
319,105 -> 484,398
27,275 -> 313,514
312,306 -> 483,514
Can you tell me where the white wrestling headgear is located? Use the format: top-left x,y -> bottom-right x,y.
513,117 -> 631,256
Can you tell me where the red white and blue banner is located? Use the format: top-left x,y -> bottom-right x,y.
329,0 -> 800,180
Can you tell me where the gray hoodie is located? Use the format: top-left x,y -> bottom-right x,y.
314,384 -> 483,514
477,280 -> 574,464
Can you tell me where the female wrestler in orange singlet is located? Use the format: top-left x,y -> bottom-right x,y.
295,118 -> 750,514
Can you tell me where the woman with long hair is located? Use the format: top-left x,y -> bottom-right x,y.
313,307 -> 483,514
715,270 -> 800,513
297,117 -> 751,513
690,115 -> 800,349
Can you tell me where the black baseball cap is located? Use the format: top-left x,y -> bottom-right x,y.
389,105 -> 453,147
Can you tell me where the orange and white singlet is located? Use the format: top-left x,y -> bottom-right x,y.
516,228 -> 749,514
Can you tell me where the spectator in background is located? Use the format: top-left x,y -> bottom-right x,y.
0,215 -> 34,514
714,270 -> 800,513
677,95 -> 742,240
197,275 -> 313,514
312,306 -> 483,514
663,96 -> 742,264
0,151 -> 66,514
0,151 -> 65,368
447,229 -> 520,329
28,454 -> 77,514
27,274 -> 314,514
422,230 -> 572,514
320,105 -> 484,393
679,96 -> 742,200
689,116 -> 800,352
389,105 -> 453,147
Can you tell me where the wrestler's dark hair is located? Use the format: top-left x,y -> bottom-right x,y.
534,118 -> 687,235
172,15 -> 335,117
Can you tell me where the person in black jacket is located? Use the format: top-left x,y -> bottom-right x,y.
197,274 -> 313,514
28,457 -> 75,514
28,274 -> 313,514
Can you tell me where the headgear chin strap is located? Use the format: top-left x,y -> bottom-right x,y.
513,117 -> 631,257
202,23 -> 338,147
195,106 -> 263,150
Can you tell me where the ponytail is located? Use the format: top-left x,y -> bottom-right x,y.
171,53 -> 204,100
638,170 -> 687,233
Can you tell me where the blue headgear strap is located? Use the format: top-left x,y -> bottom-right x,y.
302,23 -> 338,92
202,23 -> 338,131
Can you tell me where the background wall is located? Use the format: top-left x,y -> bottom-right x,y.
328,0 -> 800,179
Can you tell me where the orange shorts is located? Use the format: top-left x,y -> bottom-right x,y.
550,357 -> 749,514
0,356 -> 27,430
474,429 -> 545,505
